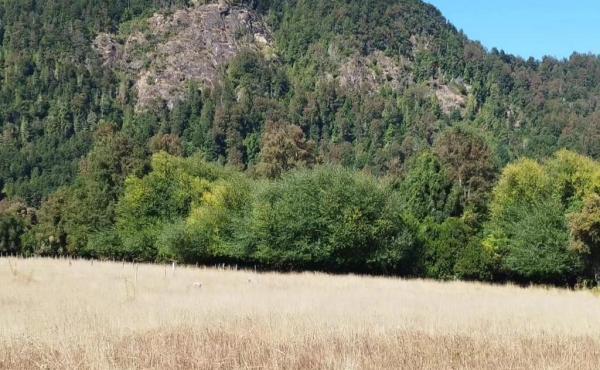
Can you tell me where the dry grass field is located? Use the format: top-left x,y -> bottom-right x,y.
1,258 -> 600,369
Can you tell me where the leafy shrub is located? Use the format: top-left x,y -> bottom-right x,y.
483,151 -> 600,284
245,166 -> 421,274
84,231 -> 123,260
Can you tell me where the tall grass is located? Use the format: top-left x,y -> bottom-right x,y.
1,258 -> 600,369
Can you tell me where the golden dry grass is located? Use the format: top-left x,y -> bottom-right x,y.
1,258 -> 600,369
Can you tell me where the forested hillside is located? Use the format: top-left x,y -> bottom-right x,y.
1,0 -> 599,285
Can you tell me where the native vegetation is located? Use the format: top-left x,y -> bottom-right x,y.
1,0 -> 600,285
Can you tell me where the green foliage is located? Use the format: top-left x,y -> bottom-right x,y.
433,126 -> 497,215
3,0 -> 600,286
244,167 -> 421,274
84,230 -> 123,259
546,149 -> 600,208
397,151 -> 459,222
487,199 -> 582,284
0,0 -> 193,203
569,194 -> 600,280
183,177 -> 253,261
453,238 -> 495,281
273,0 -> 462,67
419,217 -> 480,280
488,159 -> 552,218
115,152 -> 249,262
0,201 -> 30,255
116,152 -> 210,260
0,215 -> 26,255
256,120 -> 315,178
155,220 -> 198,262
484,150 -> 600,284
22,123 -> 146,257
144,174 -> 254,264
1,0 -> 600,202
23,187 -> 77,256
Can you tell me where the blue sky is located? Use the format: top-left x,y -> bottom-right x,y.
426,0 -> 600,60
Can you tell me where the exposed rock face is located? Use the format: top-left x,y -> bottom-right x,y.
338,52 -> 468,113
431,80 -> 471,114
94,4 -> 273,110
93,3 -> 467,113
433,81 -> 468,114
338,51 -> 412,92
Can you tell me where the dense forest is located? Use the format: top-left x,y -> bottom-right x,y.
0,0 -> 599,285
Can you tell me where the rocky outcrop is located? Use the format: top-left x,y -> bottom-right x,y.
94,3 -> 273,110
337,52 -> 468,114
432,80 -> 469,114
93,3 -> 468,113
338,51 -> 412,92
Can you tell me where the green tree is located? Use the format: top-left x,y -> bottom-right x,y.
23,123 -> 146,257
0,201 -> 31,256
245,167 -> 421,274
483,153 -> 597,284
115,152 -> 243,261
569,194 -> 600,281
419,217 -> 483,280
398,151 -> 459,222
116,153 -> 209,260
486,198 -> 581,284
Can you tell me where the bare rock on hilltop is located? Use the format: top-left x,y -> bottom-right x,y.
94,3 -> 273,110
338,51 -> 412,92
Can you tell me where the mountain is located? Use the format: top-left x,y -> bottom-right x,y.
1,0 -> 599,205
0,0 -> 599,284
94,3 -> 274,110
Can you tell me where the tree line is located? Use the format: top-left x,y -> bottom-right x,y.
0,0 -> 599,286
2,123 -> 598,286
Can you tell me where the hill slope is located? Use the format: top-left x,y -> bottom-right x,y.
0,0 -> 599,285
0,0 -> 599,203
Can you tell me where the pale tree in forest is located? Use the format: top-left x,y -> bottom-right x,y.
257,120 -> 315,178
149,133 -> 184,157
434,127 -> 497,212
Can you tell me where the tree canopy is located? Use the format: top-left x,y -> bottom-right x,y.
1,0 -> 600,286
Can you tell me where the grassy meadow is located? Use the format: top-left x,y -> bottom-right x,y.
1,257 -> 600,369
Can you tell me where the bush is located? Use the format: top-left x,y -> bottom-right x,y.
84,231 -> 123,260
115,153 -> 220,261
488,200 -> 582,284
245,167 -> 421,274
420,217 -> 474,280
454,240 -> 496,281
0,213 -> 27,256
484,151 -> 600,284
154,220 -> 210,263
